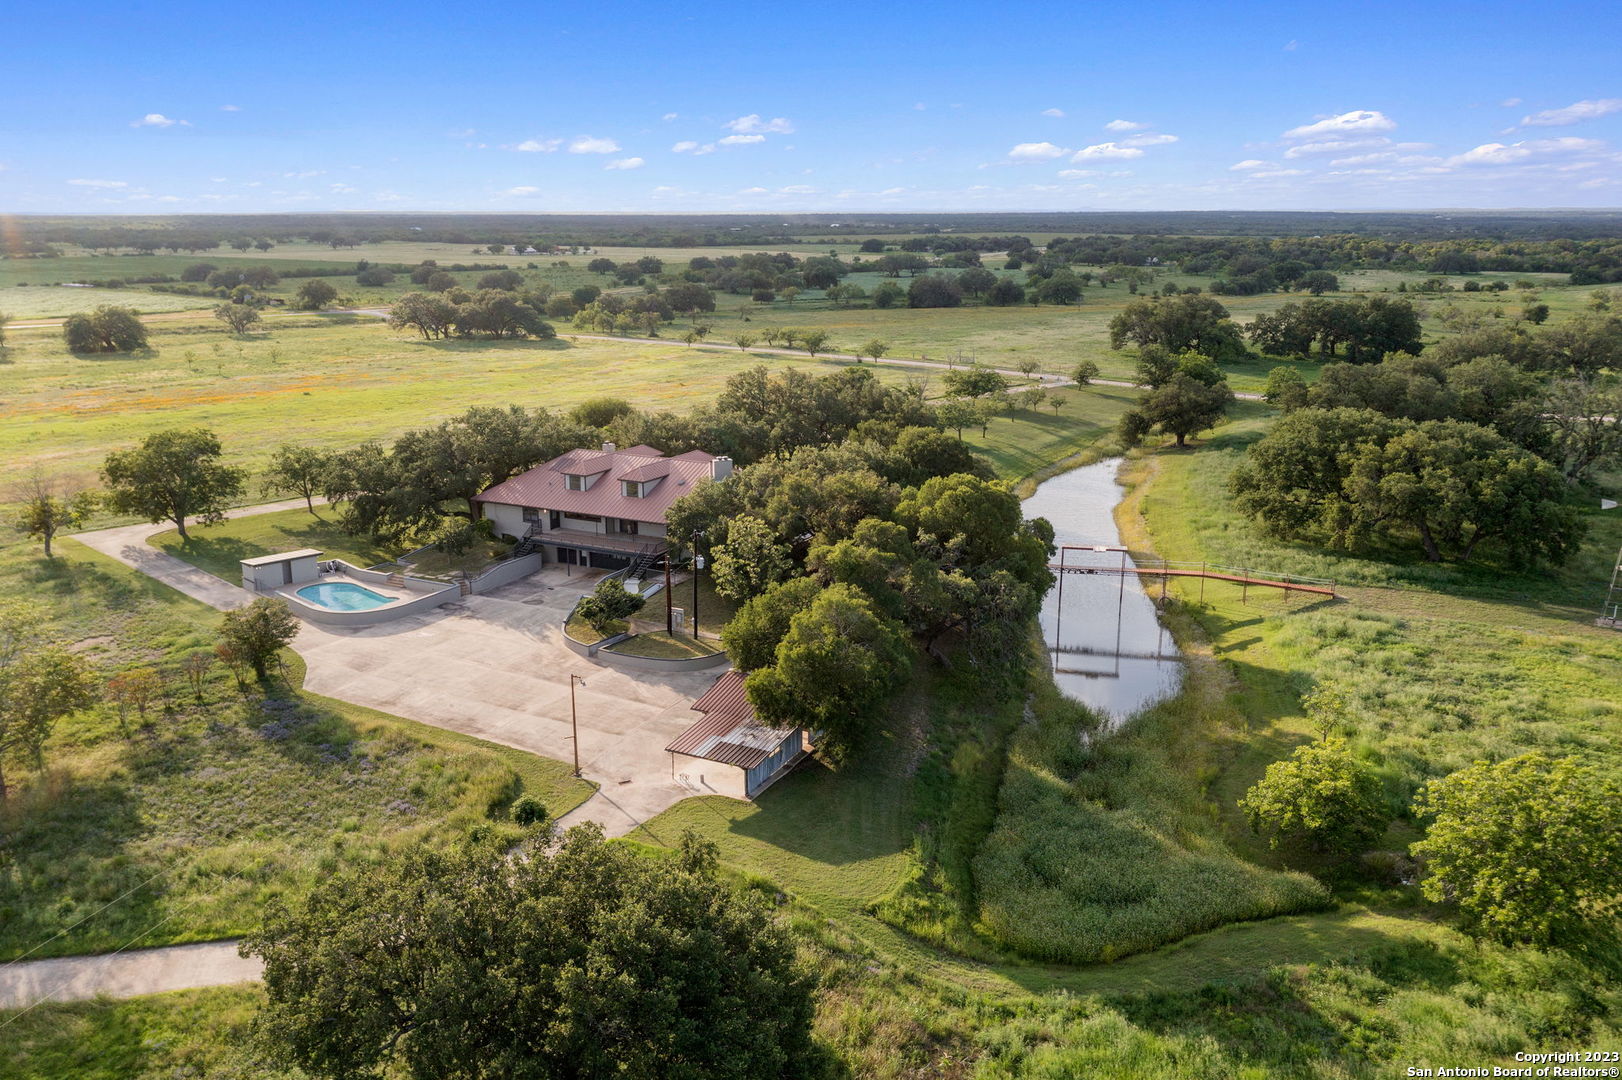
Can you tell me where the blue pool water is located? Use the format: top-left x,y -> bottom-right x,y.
295,582 -> 394,611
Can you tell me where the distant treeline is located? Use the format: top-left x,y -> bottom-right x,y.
7,209 -> 1622,253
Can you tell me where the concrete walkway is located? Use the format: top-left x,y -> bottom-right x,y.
72,498 -> 318,611
0,942 -> 261,1010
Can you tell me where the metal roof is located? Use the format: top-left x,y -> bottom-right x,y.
474,445 -> 720,525
666,670 -> 801,770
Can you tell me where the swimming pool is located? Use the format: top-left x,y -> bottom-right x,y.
295,582 -> 395,611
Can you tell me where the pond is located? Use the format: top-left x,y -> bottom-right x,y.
1023,459 -> 1183,722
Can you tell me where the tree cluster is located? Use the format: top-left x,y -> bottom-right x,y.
321,406 -> 597,541
681,452 -> 1055,757
245,826 -> 817,1078
63,305 -> 149,353
387,289 -> 557,340
1247,296 -> 1425,363
1230,408 -> 1583,565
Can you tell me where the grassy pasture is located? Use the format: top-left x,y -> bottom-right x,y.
0,317 -> 920,490
1116,410 -> 1622,853
0,311 -> 1133,501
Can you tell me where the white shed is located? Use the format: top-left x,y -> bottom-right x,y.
667,671 -> 810,800
241,549 -> 323,592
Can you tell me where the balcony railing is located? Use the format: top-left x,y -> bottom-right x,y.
526,525 -> 666,558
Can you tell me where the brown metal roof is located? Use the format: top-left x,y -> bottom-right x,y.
667,671 -> 800,770
474,445 -> 719,525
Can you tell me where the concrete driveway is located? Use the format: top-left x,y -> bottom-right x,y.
294,567 -> 723,836
75,508 -> 725,838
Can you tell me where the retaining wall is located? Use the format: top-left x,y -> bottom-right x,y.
468,553 -> 544,594
597,642 -> 731,673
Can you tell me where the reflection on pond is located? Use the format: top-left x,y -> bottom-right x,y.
1024,459 -> 1182,723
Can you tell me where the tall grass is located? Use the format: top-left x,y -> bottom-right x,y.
968,663 -> 1328,965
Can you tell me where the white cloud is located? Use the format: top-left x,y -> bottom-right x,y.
672,140 -> 716,155
1500,97 -> 1522,108
1520,98 -> 1622,127
724,114 -> 794,134
1122,132 -> 1178,147
1072,142 -> 1144,160
1446,136 -> 1606,167
568,136 -> 620,154
604,157 -> 645,170
1283,109 -> 1396,139
283,169 -> 325,178
1246,168 -> 1307,179
132,113 -> 187,128
778,184 -> 817,194
661,112 -> 678,121
220,104 -> 241,112
1283,39 -> 1298,51
1283,137 -> 1390,158
1229,159 -> 1268,171
1104,119 -> 1146,132
329,183 -> 357,194
1008,141 -> 1069,160
68,178 -> 127,188
718,134 -> 766,146
738,186 -> 769,194
513,138 -> 561,152
1057,169 -> 1097,179
446,127 -> 477,139
502,186 -> 540,197
1448,142 -> 1531,166
879,186 -> 907,195
1041,108 -> 1066,118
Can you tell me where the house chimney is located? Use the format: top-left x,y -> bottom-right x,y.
711,456 -> 733,481
602,441 -> 616,453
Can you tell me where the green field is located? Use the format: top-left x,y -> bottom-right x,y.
0,309 -> 1136,499
3,233 -> 1619,1075
0,536 -> 592,963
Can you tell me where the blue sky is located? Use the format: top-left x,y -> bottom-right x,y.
4,0 -> 1619,214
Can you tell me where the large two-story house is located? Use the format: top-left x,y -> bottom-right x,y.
472,443 -> 731,574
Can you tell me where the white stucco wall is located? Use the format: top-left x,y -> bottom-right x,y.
242,553 -> 320,591
480,502 -> 529,542
669,753 -> 749,800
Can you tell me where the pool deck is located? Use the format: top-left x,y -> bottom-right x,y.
273,571 -> 414,610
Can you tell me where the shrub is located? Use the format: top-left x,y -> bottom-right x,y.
511,795 -> 548,827
1239,738 -> 1391,857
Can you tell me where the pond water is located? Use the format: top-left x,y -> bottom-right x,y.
1024,459 -> 1182,722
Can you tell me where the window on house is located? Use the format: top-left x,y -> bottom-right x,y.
522,507 -> 540,523
622,480 -> 642,498
566,474 -> 585,491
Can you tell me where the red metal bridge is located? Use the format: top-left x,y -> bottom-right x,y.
1049,546 -> 1336,600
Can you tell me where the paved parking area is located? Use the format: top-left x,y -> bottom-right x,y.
294,567 -> 723,835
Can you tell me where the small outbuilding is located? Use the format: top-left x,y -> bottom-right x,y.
241,548 -> 323,592
667,670 -> 810,800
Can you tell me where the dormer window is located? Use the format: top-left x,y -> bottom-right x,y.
622,480 -> 643,498
567,474 -> 586,491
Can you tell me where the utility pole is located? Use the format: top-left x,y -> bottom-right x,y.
569,674 -> 586,777
691,529 -> 705,640
664,550 -> 673,634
